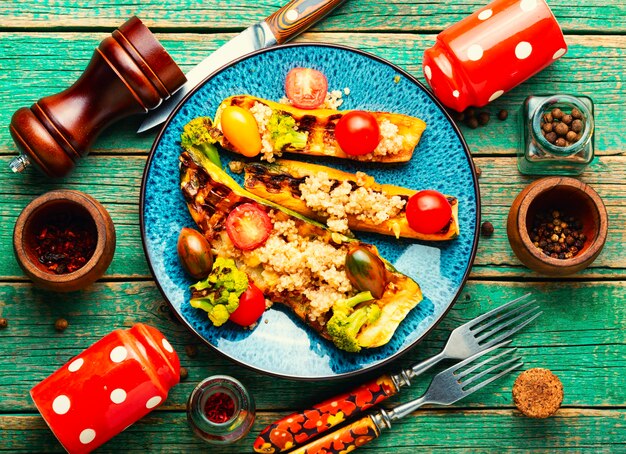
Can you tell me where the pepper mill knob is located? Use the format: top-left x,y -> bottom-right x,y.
9,16 -> 186,178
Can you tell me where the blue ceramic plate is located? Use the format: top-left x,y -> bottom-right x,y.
141,44 -> 479,380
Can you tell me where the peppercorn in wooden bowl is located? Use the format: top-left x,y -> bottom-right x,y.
13,189 -> 116,292
507,177 -> 607,276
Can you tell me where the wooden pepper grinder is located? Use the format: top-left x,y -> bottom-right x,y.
9,16 -> 186,178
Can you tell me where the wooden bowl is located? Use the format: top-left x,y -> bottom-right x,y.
507,177 -> 608,276
13,190 -> 116,292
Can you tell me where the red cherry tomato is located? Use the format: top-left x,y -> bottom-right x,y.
406,190 -> 452,234
225,203 -> 272,250
334,111 -> 380,156
285,67 -> 328,109
230,282 -> 266,326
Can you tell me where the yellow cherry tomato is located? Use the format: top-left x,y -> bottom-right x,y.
220,106 -> 263,157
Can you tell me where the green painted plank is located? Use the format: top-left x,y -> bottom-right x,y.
0,281 -> 624,413
0,33 -> 624,158
1,409 -> 624,453
0,0 -> 624,33
2,154 -> 624,280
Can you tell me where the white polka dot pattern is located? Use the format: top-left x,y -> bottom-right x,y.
68,358 -> 84,372
453,90 -> 460,98
110,389 -> 127,404
146,396 -> 162,409
162,338 -> 173,353
553,48 -> 566,60
79,428 -> 96,444
515,42 -> 533,60
478,9 -> 493,20
467,44 -> 484,61
110,346 -> 128,363
489,90 -> 504,102
424,65 -> 432,80
520,0 -> 537,11
52,395 -> 71,415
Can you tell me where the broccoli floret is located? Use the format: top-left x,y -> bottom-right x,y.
268,113 -> 308,151
326,291 -> 381,353
189,257 -> 248,326
181,116 -> 222,167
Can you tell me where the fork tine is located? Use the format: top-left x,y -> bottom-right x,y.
470,300 -> 536,335
448,340 -> 512,370
479,311 -> 542,348
476,306 -> 540,342
462,360 -> 524,396
461,355 -> 521,388
465,293 -> 532,329
455,347 -> 516,379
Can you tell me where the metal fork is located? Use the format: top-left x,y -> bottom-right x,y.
289,343 -> 523,454
403,293 -> 540,383
255,294 -> 540,454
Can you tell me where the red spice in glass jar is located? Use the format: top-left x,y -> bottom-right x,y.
34,214 -> 97,274
204,391 -> 235,423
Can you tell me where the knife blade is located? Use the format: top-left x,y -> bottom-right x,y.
137,0 -> 346,133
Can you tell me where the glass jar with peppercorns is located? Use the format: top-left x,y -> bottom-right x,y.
518,94 -> 594,175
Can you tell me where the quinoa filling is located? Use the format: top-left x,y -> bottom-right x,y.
211,209 -> 354,323
298,171 -> 407,234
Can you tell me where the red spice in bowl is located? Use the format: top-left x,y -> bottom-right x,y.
204,391 -> 235,424
33,212 -> 97,274
14,190 -> 115,292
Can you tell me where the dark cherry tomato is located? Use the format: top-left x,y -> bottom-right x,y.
334,111 -> 380,156
177,228 -> 213,279
345,245 -> 387,299
225,203 -> 272,250
406,190 -> 452,234
230,282 -> 266,326
285,67 -> 328,109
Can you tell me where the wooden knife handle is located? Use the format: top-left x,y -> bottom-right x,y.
253,374 -> 397,453
265,0 -> 346,44
289,415 -> 381,454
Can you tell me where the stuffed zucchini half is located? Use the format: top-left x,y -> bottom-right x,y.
243,160 -> 460,241
209,95 -> 427,163
179,148 -> 423,353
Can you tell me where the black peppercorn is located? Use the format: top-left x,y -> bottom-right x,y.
555,138 -> 567,147
498,109 -> 508,121
466,108 -> 477,118
542,122 -> 553,133
0,318 -> 7,329
551,108 -> 564,120
467,117 -> 479,129
555,122 -> 569,136
475,166 -> 482,178
571,107 -> 583,119
481,221 -> 494,237
561,114 -> 573,125
566,131 -> 578,143
545,132 -> 557,144
452,110 -> 465,122
478,112 -> 490,125
571,119 -> 583,133
185,344 -> 198,358
544,112 -> 553,123
180,366 -> 189,381
531,208 -> 586,259
55,318 -> 69,332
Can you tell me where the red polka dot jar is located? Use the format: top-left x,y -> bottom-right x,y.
30,324 -> 180,453
422,0 -> 568,112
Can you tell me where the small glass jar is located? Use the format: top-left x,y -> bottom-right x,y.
518,94 -> 595,175
187,375 -> 255,445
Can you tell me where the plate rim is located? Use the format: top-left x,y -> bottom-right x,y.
139,42 -> 481,381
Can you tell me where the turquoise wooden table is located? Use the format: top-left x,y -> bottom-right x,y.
1,1 -> 625,452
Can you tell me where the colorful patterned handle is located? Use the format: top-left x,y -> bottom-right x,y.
289,415 -> 380,454
265,0 -> 346,44
253,374 -> 396,453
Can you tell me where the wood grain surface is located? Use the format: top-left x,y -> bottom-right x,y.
0,0 -> 624,452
